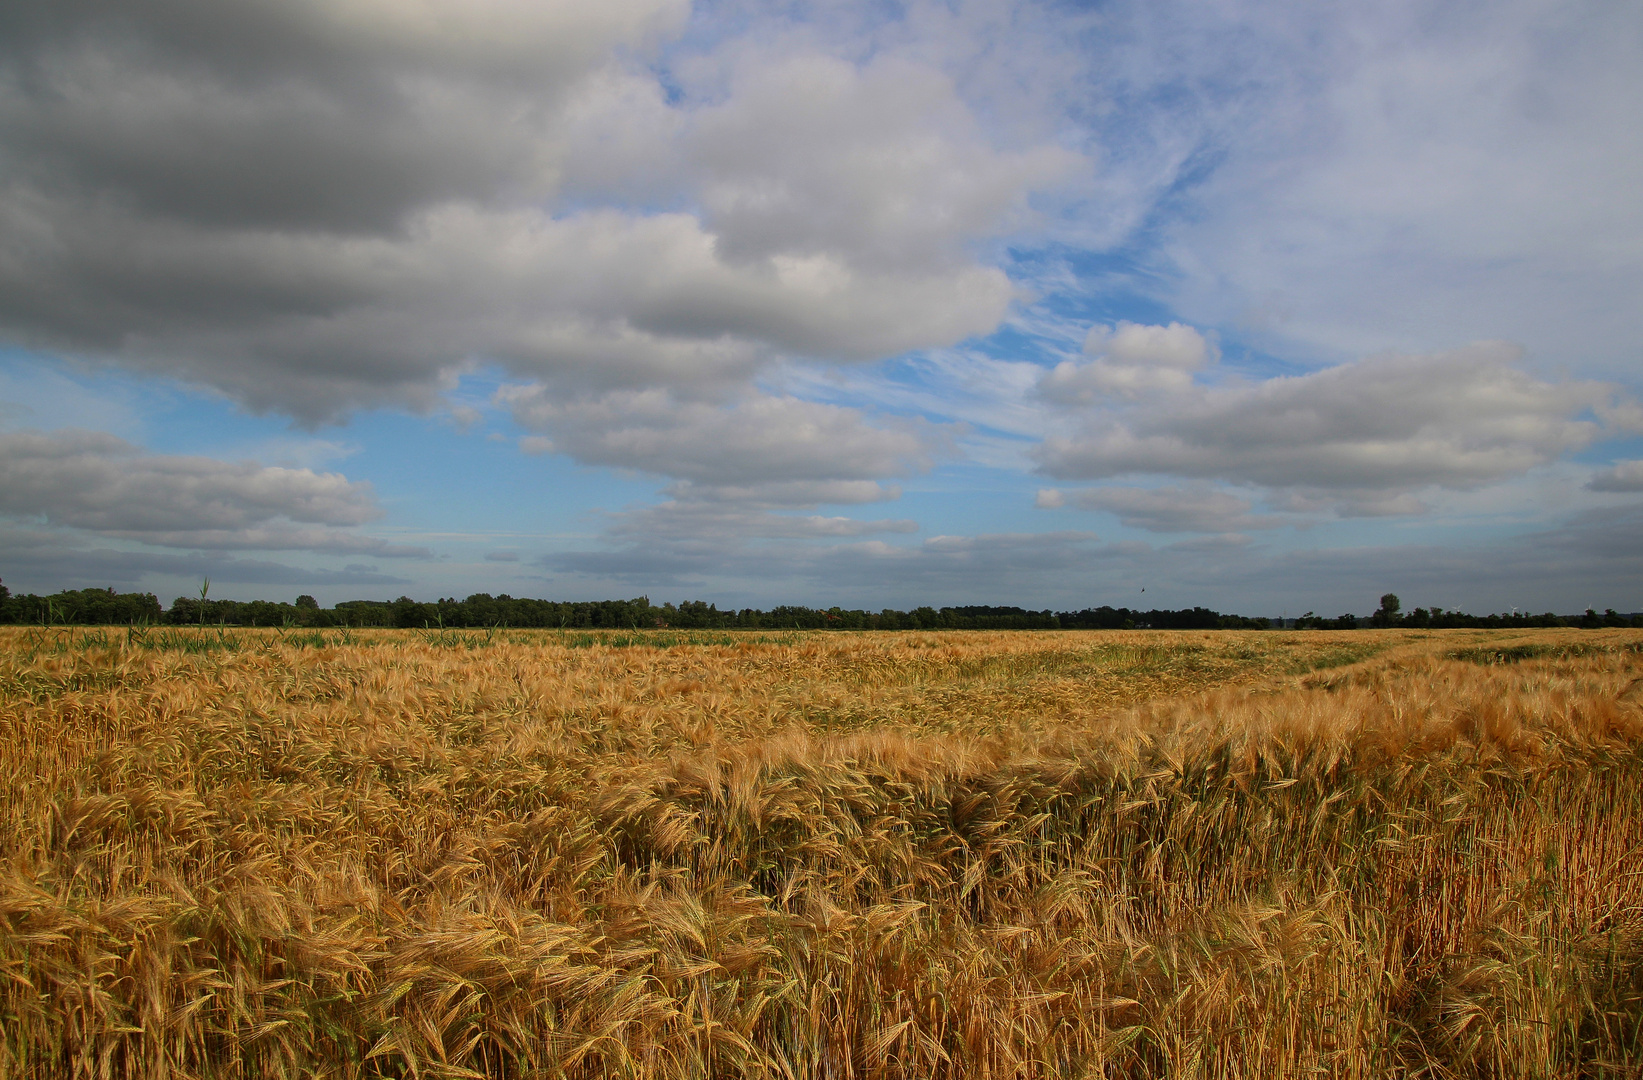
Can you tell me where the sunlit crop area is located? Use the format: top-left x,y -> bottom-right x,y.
2,626 -> 1641,1078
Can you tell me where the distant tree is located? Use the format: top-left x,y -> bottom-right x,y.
391,596 -> 435,628
295,594 -> 319,610
1371,593 -> 1401,627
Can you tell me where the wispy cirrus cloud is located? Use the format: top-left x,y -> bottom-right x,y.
1139,0 -> 1643,372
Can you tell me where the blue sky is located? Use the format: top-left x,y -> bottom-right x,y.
2,0 -> 1641,616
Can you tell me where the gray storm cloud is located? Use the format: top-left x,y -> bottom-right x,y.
0,0 -> 689,231
0,0 -> 1062,427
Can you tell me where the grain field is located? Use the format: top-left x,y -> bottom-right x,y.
2,626 -> 1640,1078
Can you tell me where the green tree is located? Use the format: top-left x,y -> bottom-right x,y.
391,596 -> 435,628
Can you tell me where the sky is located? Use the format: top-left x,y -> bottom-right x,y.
2,0 -> 1642,617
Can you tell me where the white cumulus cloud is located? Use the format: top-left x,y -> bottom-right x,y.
1035,342 -> 1636,507
0,429 -> 427,556
500,386 -> 942,494
1039,322 -> 1217,402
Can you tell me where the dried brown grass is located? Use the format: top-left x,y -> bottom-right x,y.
2,626 -> 1641,1077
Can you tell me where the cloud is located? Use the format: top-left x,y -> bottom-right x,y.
0,428 -> 429,555
1039,484 -> 1283,533
816,531 -> 1106,586
5,0 -> 1636,616
542,528 -> 1110,600
662,480 -> 903,507
611,501 -> 918,544
501,386 -> 942,492
1532,503 -> 1643,567
531,490 -> 1643,614
1039,322 -> 1218,403
1164,533 -> 1254,552
0,0 -> 1072,421
1587,460 -> 1643,493
0,199 -> 1014,420
1092,322 -> 1215,370
1035,342 -> 1636,502
1201,509 -> 1643,617
0,0 -> 689,232
689,52 -> 1077,271
484,550 -> 520,563
1265,489 -> 1431,519
504,382 -> 945,592
0,526 -> 412,591
538,465 -> 923,589
516,382 -> 937,590
94,528 -> 428,558
1129,0 -> 1643,372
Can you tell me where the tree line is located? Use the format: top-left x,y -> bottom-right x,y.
0,583 -> 1265,629
1292,593 -> 1640,630
1,581 -> 1637,630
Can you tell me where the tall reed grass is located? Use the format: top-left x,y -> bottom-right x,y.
1,627 -> 1639,1077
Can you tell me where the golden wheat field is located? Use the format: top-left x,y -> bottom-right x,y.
2,624 -> 1642,1079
